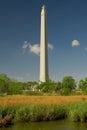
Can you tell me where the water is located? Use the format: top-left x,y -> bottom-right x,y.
0,120 -> 87,130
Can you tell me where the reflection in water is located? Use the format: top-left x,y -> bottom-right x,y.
0,120 -> 87,130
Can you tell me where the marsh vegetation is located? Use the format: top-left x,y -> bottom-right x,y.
0,73 -> 87,127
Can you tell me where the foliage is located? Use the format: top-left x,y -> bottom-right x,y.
0,73 -> 87,95
1,102 -> 87,127
55,82 -> 62,91
0,74 -> 10,94
0,104 -> 67,125
0,79 -> 8,94
16,106 -> 31,122
62,76 -> 76,90
60,87 -> 72,95
61,76 -> 76,95
0,74 -> 10,82
0,105 -> 17,127
38,80 -> 57,93
23,81 -> 38,90
68,103 -> 87,122
15,104 -> 67,122
0,105 -> 16,119
24,90 -> 43,96
29,105 -> 47,121
7,82 -> 23,95
79,77 -> 87,94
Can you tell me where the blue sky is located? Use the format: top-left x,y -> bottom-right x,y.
0,0 -> 87,82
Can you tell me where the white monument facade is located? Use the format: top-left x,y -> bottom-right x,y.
40,5 -> 49,82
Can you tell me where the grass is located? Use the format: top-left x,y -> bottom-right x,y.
15,104 -> 67,122
0,105 -> 17,127
0,104 -> 67,127
0,95 -> 87,127
0,95 -> 87,106
68,103 -> 87,122
24,90 -> 43,96
0,102 -> 87,127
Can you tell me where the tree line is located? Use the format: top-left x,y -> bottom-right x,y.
0,73 -> 87,95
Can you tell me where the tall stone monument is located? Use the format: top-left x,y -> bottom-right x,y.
40,5 -> 49,82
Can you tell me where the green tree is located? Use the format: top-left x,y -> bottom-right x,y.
0,73 -> 10,82
61,76 -> 76,95
39,80 -> 57,93
79,77 -> 87,94
8,82 -> 23,95
23,81 -> 38,90
0,74 -> 10,94
62,76 -> 76,90
55,82 -> 62,91
0,79 -> 8,93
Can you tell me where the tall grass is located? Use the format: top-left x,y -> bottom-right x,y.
0,102 -> 87,127
15,104 -> 67,122
0,104 -> 67,127
68,103 -> 87,122
15,105 -> 31,122
0,105 -> 17,127
0,105 -> 16,119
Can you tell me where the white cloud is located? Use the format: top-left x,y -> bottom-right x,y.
48,43 -> 54,50
22,41 -> 54,56
72,40 -> 80,47
22,41 -> 30,54
29,44 -> 40,55
22,41 -> 29,49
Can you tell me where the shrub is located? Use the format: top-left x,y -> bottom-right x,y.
24,90 -> 43,96
79,78 -> 87,91
60,76 -> 76,95
60,87 -> 71,95
39,80 -> 57,93
83,87 -> 87,95
62,76 -> 76,90
8,82 -> 23,95
0,79 -> 8,94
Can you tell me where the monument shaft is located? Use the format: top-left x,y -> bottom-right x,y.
40,5 -> 49,82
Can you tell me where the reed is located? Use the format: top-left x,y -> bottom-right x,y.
15,105 -> 31,122
0,102 -> 87,127
68,103 -> 87,122
0,104 -> 67,127
15,104 -> 67,122
0,105 -> 17,127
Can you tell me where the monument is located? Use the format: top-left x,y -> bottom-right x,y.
40,5 -> 49,82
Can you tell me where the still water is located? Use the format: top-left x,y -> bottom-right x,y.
0,120 -> 87,130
